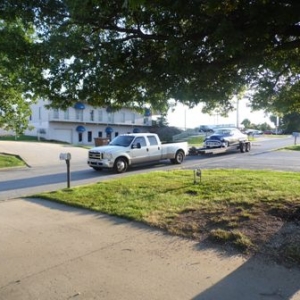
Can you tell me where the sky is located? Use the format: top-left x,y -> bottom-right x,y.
166,99 -> 273,130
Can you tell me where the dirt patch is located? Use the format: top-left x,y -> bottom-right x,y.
161,203 -> 300,267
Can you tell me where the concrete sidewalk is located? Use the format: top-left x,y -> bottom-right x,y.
0,198 -> 300,300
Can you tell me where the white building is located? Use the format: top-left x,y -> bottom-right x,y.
25,99 -> 153,145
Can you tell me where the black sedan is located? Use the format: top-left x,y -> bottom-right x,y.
204,128 -> 248,148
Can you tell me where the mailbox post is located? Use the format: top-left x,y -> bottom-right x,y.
60,153 -> 71,188
194,168 -> 202,184
292,132 -> 299,145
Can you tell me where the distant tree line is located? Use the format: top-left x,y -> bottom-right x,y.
242,113 -> 300,134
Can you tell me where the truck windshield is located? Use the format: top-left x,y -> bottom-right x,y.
109,135 -> 135,147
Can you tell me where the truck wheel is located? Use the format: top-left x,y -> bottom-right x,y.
93,167 -> 102,171
114,157 -> 128,173
240,142 -> 245,153
174,150 -> 185,164
245,142 -> 251,152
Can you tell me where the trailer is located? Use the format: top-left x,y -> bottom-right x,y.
189,140 -> 251,156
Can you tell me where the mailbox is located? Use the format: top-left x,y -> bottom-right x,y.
194,168 -> 202,184
59,153 -> 71,160
292,132 -> 299,146
60,153 -> 71,188
196,169 -> 202,177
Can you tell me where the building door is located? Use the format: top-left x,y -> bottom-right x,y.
78,132 -> 83,143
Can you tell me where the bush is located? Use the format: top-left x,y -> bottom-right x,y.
149,126 -> 182,142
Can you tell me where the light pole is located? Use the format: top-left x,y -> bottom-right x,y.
236,97 -> 240,129
184,109 -> 187,131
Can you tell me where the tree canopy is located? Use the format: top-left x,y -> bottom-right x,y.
1,0 -> 300,115
0,18 -> 39,134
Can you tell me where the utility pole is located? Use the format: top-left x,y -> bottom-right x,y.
184,109 -> 187,131
236,96 -> 240,129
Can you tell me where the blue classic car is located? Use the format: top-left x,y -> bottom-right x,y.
204,128 -> 248,148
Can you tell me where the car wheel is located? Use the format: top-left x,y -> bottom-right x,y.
113,157 -> 128,173
174,150 -> 185,164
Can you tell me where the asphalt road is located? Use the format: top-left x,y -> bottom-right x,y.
0,136 -> 298,201
188,136 -> 300,171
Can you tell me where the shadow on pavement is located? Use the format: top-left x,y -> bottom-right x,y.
192,222 -> 300,300
24,198 -> 300,300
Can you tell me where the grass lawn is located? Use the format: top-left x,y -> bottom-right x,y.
283,145 -> 300,151
0,135 -> 41,142
186,136 -> 205,146
0,135 -> 69,144
0,153 -> 25,168
33,168 -> 300,267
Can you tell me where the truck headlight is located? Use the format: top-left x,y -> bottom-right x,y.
103,152 -> 113,160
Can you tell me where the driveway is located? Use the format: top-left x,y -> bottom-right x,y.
0,141 -> 88,167
1,198 -> 300,300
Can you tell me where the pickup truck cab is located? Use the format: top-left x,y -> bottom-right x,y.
87,133 -> 188,173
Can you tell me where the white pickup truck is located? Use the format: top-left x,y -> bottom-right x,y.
87,133 -> 188,173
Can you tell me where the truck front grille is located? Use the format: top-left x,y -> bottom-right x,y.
89,151 -> 103,160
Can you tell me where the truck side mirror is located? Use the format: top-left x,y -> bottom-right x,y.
132,142 -> 141,149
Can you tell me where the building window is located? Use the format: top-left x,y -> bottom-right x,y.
131,113 -> 135,124
88,131 -> 92,142
76,109 -> 83,121
90,110 -> 94,121
121,112 -> 125,123
64,109 -> 69,120
98,110 -> 103,122
107,112 -> 112,123
53,109 -> 59,119
98,131 -> 103,137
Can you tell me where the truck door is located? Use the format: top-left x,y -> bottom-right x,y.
130,137 -> 150,164
146,135 -> 162,161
